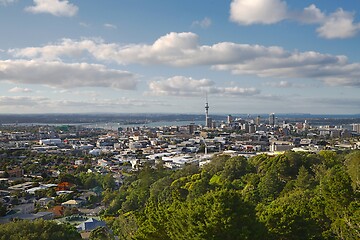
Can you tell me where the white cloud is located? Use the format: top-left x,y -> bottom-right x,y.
79,22 -> 90,28
213,54 -> 360,87
230,0 -> 287,25
10,33 -> 285,66
278,81 -> 292,88
192,17 -> 212,29
229,1 -> 360,39
148,76 -> 259,97
0,0 -> 17,6
316,9 -> 360,39
265,81 -> 293,88
148,76 -> 214,96
9,38 -> 98,61
104,23 -> 117,29
53,89 -> 99,98
209,86 -> 260,96
0,60 -> 138,89
25,0 -> 78,17
265,80 -> 310,89
8,32 -> 360,87
8,86 -> 33,93
0,96 -> 48,106
296,4 -> 325,24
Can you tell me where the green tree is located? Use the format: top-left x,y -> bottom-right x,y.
148,176 -> 173,204
258,169 -> 285,201
321,166 -> 354,212
330,200 -> 360,240
59,173 -> 80,185
89,226 -> 114,240
257,190 -> 324,240
344,150 -> 360,191
136,189 -> 268,240
295,165 -> 313,190
0,201 -> 6,217
248,154 -> 270,174
110,212 -> 138,240
0,219 -> 81,240
240,173 -> 261,204
102,173 -> 116,191
270,152 -> 304,181
202,154 -> 231,175
46,187 -> 57,197
79,172 -> 101,189
221,156 -> 254,182
318,150 -> 341,168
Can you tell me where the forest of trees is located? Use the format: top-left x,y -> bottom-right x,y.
0,150 -> 358,239
102,150 -> 359,240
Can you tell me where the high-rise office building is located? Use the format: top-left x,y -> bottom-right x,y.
227,115 -> 233,125
255,115 -> 261,125
303,120 -> 309,130
353,124 -> 360,133
269,113 -> 275,126
188,123 -> 195,134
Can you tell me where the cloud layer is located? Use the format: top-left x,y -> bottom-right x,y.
0,96 -> 47,107
104,23 -> 117,29
8,86 -> 33,93
0,60 -> 138,89
10,32 -> 360,87
148,76 -> 259,97
230,0 -> 360,39
25,0 -> 78,17
230,0 -> 287,25
316,9 -> 360,39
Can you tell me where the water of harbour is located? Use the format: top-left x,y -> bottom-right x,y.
83,120 -> 205,130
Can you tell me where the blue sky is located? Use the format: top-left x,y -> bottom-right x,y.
0,0 -> 359,114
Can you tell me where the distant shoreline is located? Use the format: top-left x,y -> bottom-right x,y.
0,113 -> 359,126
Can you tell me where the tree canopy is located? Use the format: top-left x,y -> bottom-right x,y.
0,219 -> 81,240
105,150 -> 360,240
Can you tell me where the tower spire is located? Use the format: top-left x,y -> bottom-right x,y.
205,93 -> 211,128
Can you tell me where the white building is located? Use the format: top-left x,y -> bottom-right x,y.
39,139 -> 62,146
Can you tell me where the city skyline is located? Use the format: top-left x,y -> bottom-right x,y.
0,0 -> 360,114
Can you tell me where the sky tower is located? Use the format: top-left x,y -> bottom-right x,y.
205,100 -> 209,119
205,95 -> 212,128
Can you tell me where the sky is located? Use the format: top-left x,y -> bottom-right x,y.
0,0 -> 360,115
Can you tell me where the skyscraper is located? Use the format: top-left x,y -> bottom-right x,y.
269,113 -> 275,126
227,115 -> 233,125
255,115 -> 261,125
353,123 -> 360,133
188,123 -> 195,134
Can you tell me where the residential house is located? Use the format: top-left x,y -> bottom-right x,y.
77,217 -> 106,232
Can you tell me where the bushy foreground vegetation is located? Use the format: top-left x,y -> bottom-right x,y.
103,150 -> 359,239
0,150 -> 358,239
0,219 -> 81,240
